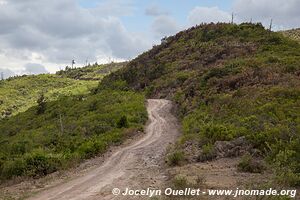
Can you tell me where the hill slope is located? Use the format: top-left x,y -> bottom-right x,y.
281,28 -> 300,43
0,62 -> 124,118
56,62 -> 126,80
0,75 -> 97,118
0,90 -> 147,181
0,61 -> 145,181
101,23 -> 300,186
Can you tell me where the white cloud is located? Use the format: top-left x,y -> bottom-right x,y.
233,0 -> 300,29
188,6 -> 231,25
0,0 -> 151,76
151,15 -> 181,39
146,4 -> 179,40
0,0 -> 7,5
145,5 -> 169,16
91,0 -> 135,17
23,63 -> 48,75
105,17 -> 150,59
0,68 -> 15,79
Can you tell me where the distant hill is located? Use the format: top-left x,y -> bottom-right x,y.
0,74 -> 97,118
101,23 -> 300,186
0,61 -> 146,181
56,62 -> 126,80
280,28 -> 300,43
0,62 -> 125,118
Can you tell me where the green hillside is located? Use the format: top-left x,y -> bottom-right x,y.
0,60 -> 148,181
56,62 -> 126,80
0,62 -> 124,118
280,28 -> 300,43
0,90 -> 147,180
101,23 -> 300,186
0,75 -> 98,118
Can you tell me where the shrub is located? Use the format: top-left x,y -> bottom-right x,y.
198,143 -> 216,162
167,151 -> 184,166
24,150 -> 61,177
172,175 -> 189,189
237,154 -> 265,173
117,115 -> 129,128
0,158 -> 26,179
88,100 -> 98,111
202,124 -> 236,143
36,94 -> 46,114
275,169 -> 300,187
273,150 -> 300,186
77,140 -> 107,159
10,140 -> 32,155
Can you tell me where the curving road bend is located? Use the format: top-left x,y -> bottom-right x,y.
28,99 -> 179,200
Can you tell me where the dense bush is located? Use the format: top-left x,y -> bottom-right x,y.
272,149 -> 300,186
0,74 -> 98,118
0,90 -> 147,180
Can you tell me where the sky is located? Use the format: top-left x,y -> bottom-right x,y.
0,0 -> 299,78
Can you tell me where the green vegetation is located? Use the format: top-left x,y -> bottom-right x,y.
172,175 -> 190,189
172,174 -> 205,190
36,94 -> 47,115
237,154 -> 265,173
0,62 -> 125,118
167,151 -> 184,166
0,90 -> 147,180
117,115 -> 129,128
198,143 -> 216,162
56,62 -> 125,80
0,74 -> 98,118
102,23 -> 300,186
0,62 -> 145,181
280,28 -> 300,43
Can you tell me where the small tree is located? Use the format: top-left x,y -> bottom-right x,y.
36,94 -> 46,114
117,115 -> 128,128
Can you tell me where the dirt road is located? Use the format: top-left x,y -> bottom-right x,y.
28,99 -> 179,200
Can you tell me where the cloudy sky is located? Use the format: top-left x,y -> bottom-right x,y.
0,0 -> 299,78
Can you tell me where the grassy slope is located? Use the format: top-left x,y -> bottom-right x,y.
56,62 -> 126,80
101,23 -> 300,186
0,89 -> 147,180
0,62 -> 148,181
280,28 -> 300,43
0,74 -> 98,118
0,63 -> 124,118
